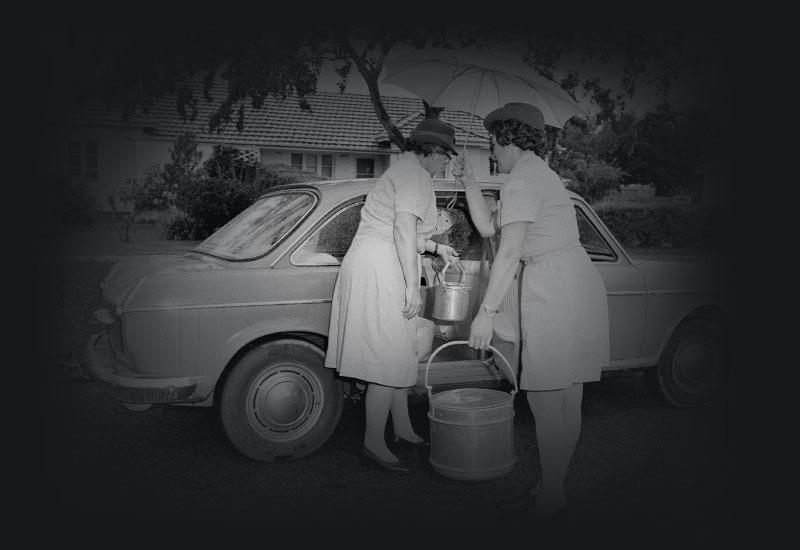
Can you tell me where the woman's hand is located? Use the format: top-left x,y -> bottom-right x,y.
436,244 -> 460,265
452,156 -> 477,187
402,285 -> 422,319
468,312 -> 494,350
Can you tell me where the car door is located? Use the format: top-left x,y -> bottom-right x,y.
574,201 -> 647,367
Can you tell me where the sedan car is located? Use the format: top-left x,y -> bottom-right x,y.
85,178 -> 724,462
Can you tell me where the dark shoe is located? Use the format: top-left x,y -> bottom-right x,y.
392,434 -> 430,448
497,489 -> 539,513
359,447 -> 413,474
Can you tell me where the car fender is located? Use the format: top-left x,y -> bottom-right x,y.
200,302 -> 332,396
641,294 -> 722,366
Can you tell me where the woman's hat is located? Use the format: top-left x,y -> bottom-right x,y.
484,102 -> 545,132
409,118 -> 458,155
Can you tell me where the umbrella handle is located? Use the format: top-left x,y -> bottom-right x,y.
461,71 -> 484,156
447,81 -> 480,211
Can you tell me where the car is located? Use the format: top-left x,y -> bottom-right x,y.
85,178 -> 724,462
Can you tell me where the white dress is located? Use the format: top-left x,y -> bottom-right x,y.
325,153 -> 437,387
499,152 -> 610,391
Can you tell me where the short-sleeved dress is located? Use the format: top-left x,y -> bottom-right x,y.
325,152 -> 437,387
499,151 -> 610,391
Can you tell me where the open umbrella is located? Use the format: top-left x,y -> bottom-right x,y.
382,47 -> 587,152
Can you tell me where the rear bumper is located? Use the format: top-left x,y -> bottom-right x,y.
84,331 -> 201,404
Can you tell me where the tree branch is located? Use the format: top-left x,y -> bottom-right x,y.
338,37 -> 407,150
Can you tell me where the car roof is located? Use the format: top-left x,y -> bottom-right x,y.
264,178 -> 584,202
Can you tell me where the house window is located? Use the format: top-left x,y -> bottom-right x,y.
290,152 -> 335,178
320,154 -> 333,178
356,158 -> 375,178
291,153 -> 304,170
489,156 -> 499,176
69,140 -> 98,183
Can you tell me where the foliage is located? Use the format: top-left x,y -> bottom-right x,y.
106,133 -> 202,241
555,106 -> 711,199
596,206 -> 722,249
53,178 -> 99,228
615,103 -> 710,196
52,25 -> 719,155
552,118 -> 625,202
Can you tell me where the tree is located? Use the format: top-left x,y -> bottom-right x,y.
551,118 -> 625,202
52,24 -> 716,156
106,132 -> 201,241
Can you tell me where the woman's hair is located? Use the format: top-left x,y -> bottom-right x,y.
487,119 -> 546,157
406,139 -> 446,157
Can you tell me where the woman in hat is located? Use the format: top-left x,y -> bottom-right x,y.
325,118 -> 461,473
453,103 -> 609,517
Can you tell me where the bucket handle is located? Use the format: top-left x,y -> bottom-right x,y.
424,340 -> 517,399
433,261 -> 466,286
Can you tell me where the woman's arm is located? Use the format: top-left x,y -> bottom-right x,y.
467,220 -> 527,350
394,212 -> 423,319
417,234 -> 461,264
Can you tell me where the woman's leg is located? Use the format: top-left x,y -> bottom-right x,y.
562,383 -> 584,462
390,387 -> 423,443
364,383 -> 399,461
527,389 -> 570,512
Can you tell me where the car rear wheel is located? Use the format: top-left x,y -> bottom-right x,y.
219,339 -> 343,461
646,318 -> 723,407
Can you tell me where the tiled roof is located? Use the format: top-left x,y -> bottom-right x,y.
72,84 -> 490,153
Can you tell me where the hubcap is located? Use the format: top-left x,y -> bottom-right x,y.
672,339 -> 716,393
246,363 -> 324,441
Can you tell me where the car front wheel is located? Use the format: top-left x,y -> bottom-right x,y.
219,339 -> 343,461
646,318 -> 724,407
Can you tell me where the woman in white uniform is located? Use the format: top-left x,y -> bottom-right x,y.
454,103 -> 609,516
325,118 -> 461,473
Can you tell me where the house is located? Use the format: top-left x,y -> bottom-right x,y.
58,86 -> 499,208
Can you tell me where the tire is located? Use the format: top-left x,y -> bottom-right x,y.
219,339 -> 343,462
646,318 -> 723,407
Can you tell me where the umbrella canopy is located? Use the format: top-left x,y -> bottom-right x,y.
382,47 -> 586,130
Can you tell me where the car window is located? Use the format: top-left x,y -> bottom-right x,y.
575,205 -> 616,260
292,201 -> 364,266
194,191 -> 316,260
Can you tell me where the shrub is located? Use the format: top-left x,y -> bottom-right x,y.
596,206 -> 722,249
55,180 -> 99,228
554,150 -> 624,203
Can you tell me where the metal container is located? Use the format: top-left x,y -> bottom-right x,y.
432,262 -> 471,322
424,341 -> 517,481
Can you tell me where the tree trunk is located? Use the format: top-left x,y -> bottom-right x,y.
340,39 -> 407,151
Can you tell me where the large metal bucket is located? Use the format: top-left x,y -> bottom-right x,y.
432,262 -> 471,322
424,341 -> 517,481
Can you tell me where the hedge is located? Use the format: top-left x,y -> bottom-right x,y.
595,206 -> 723,249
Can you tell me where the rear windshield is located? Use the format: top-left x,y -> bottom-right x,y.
193,191 -> 316,260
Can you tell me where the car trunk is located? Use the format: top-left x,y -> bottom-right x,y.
416,250 -> 519,391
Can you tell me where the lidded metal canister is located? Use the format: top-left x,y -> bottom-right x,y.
424,341 -> 517,481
